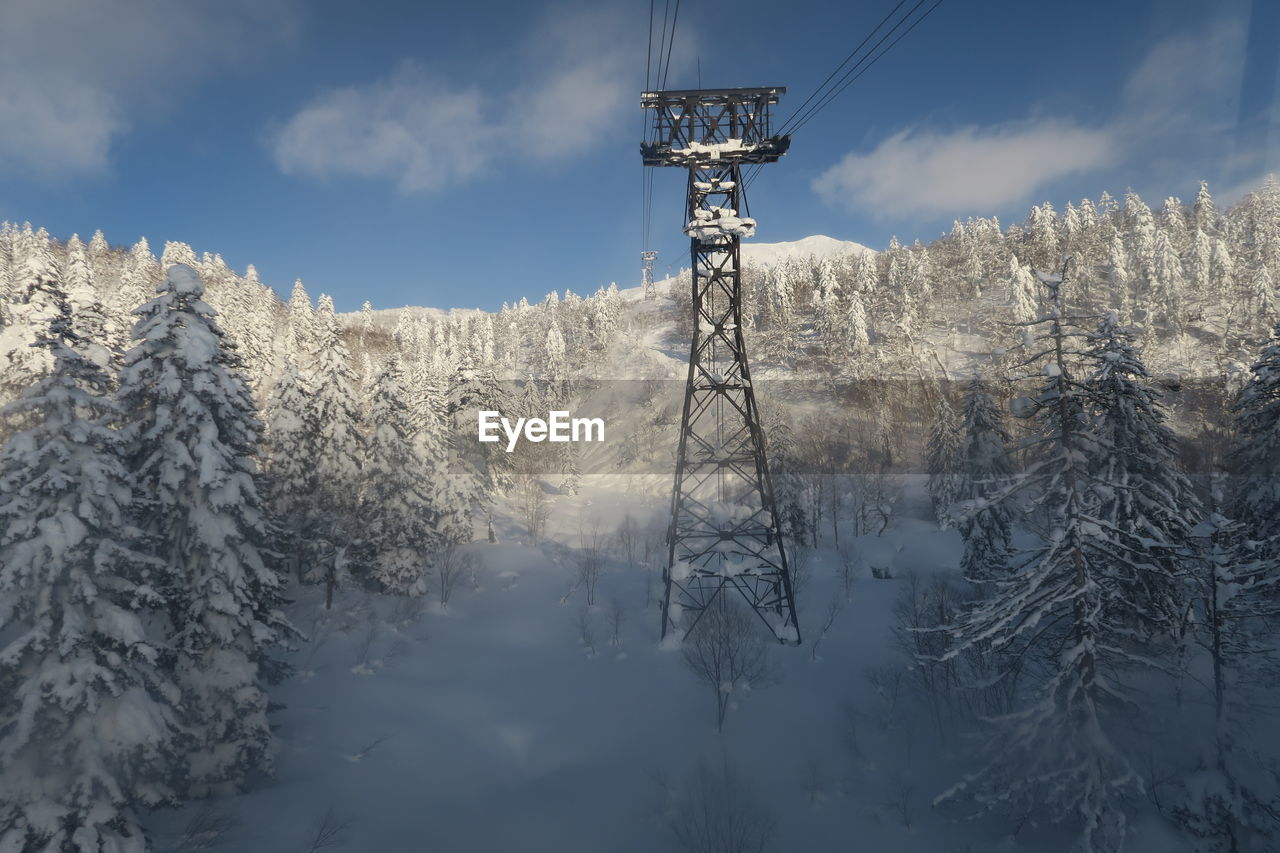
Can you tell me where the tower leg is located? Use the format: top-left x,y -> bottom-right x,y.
661,162 -> 800,645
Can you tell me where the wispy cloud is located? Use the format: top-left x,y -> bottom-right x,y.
0,0 -> 299,179
269,4 -> 666,192
270,63 -> 495,193
815,122 -> 1116,219
815,19 -> 1246,220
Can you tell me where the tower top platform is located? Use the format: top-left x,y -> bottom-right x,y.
641,87 -> 790,167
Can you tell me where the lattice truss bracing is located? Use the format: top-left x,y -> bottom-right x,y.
641,88 -> 800,645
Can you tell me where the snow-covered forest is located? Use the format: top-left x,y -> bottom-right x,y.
2,178 -> 1280,852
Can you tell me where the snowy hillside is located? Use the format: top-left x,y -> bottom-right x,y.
739,233 -> 873,265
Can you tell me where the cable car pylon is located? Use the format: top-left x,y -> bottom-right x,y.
640,87 -> 800,645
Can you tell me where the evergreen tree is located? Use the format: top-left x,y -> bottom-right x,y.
160,241 -> 197,270
1248,266 -> 1276,331
263,361 -> 316,583
112,238 -> 160,325
954,377 -> 1015,581
64,233 -> 119,372
1174,490 -> 1280,851
1104,233 -> 1131,322
361,358 -> 438,595
844,291 -> 870,359
306,294 -> 366,603
1084,313 -> 1200,640
0,234 -> 60,406
0,277 -> 183,852
1194,180 -> 1220,236
1150,229 -> 1186,333
287,278 -> 316,364
938,273 -> 1142,852
1007,255 -> 1038,324
1229,322 -> 1280,555
118,264 -> 289,796
925,394 -> 962,529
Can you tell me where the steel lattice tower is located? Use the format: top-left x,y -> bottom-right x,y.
641,250 -> 658,299
641,88 -> 800,644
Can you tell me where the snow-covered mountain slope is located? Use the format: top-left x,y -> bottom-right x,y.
740,234 -> 872,266
346,235 -> 872,321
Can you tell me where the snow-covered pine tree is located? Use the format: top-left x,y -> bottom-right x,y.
0,231 -> 60,408
0,275 -> 183,853
1150,228 -> 1186,334
544,318 -> 568,380
447,362 -> 512,493
160,240 -> 197,270
954,377 -> 1015,581
937,270 -> 1142,852
1174,482 -> 1280,851
1229,322 -> 1280,556
64,233 -> 120,373
361,357 -> 438,595
1104,233 -> 1131,322
85,229 -> 114,285
1248,266 -> 1276,333
1027,202 -> 1060,269
118,263 -> 290,797
1084,313 -> 1200,641
1007,255 -> 1038,324
1124,191 -> 1157,287
286,278 -> 317,365
263,360 -> 316,583
844,290 -> 870,361
1194,180 -> 1221,236
813,257 -> 841,343
925,393 -> 962,529
306,293 -> 366,603
112,237 -> 161,332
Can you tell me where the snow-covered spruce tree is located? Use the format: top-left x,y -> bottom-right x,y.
306,294 -> 366,603
360,357 -> 438,595
111,237 -> 161,338
1083,313 -> 1200,641
1229,322 -> 1280,556
954,377 -> 1015,582
844,290 -> 871,360
0,229 -> 60,409
925,393 -> 963,529
263,360 -> 316,583
1174,483 -> 1280,851
447,362 -> 513,492
1006,255 -> 1038,324
937,271 -> 1142,853
0,276 -> 183,853
286,278 -> 316,364
118,263 -> 290,797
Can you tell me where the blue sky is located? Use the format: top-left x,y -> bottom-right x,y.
0,0 -> 1273,312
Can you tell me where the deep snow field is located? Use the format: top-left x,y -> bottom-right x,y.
143,473 -> 1189,853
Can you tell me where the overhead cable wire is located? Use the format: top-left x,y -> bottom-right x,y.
785,0 -> 945,136
659,0 -> 682,91
775,0 -> 911,136
740,0 -> 946,196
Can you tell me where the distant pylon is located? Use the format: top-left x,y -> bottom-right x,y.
640,87 -> 799,645
642,250 -> 658,299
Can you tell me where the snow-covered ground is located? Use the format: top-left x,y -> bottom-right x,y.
144,473 -> 1186,853
142,477 -> 950,852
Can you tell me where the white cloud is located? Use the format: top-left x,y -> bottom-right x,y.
815,19 -> 1246,221
269,3 -> 660,192
816,121 -> 1116,219
270,63 -> 495,193
0,0 -> 299,179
